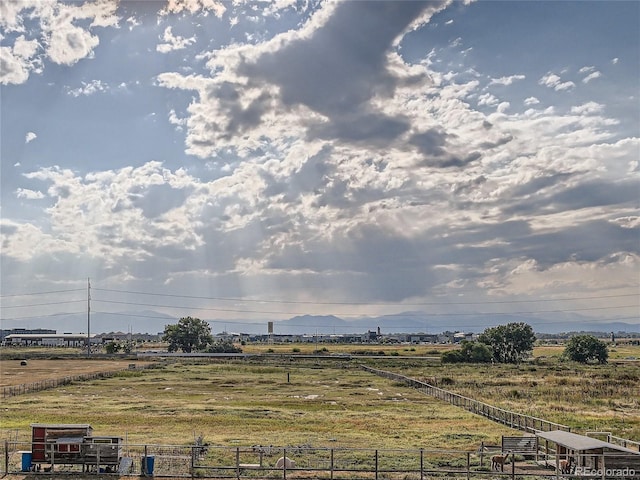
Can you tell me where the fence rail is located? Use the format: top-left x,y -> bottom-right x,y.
1,364 -> 157,399
361,365 -> 571,434
4,440 -> 639,479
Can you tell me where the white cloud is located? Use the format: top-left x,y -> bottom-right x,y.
582,71 -> 602,83
539,72 -> 575,91
478,93 -> 498,106
0,0 -> 120,83
25,132 -> 37,143
612,57 -> 619,65
157,27 -> 197,54
496,101 -> 510,113
524,96 -> 539,106
0,35 -> 41,85
66,79 -> 109,97
579,65 -> 595,74
488,74 -> 525,86
16,188 -> 45,200
570,101 -> 604,115
161,0 -> 227,17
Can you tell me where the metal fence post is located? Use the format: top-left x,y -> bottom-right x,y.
375,449 -> 378,480
420,448 -> 424,480
4,440 -> 9,475
283,448 -> 287,480
330,448 -> 334,480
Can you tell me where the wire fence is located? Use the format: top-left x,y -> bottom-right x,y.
3,440 -> 640,479
361,365 -> 572,434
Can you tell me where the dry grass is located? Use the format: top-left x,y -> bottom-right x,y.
0,358 -> 151,388
1,360 -> 516,451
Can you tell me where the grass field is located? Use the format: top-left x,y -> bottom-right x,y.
1,344 -> 639,452
1,358 -> 516,451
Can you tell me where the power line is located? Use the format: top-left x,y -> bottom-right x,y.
92,298 -> 639,318
0,288 -> 85,298
0,300 -> 86,309
92,287 -> 639,307
0,311 -> 86,322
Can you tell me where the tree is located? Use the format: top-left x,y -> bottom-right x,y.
563,335 -> 608,364
163,317 -> 213,353
442,340 -> 493,363
478,322 -> 536,364
205,340 -> 242,354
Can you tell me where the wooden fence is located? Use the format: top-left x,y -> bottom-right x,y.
362,365 -> 571,434
1,364 -> 156,399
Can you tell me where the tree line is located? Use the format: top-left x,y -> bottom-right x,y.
161,317 -> 609,364
442,322 -> 608,364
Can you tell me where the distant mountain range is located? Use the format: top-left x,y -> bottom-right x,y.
2,310 -> 638,336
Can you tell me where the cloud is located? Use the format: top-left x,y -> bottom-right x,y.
158,1 -> 452,158
25,132 -> 37,143
16,188 -> 45,200
539,72 -> 575,91
161,0 -> 227,17
570,101 -> 604,115
0,35 -> 41,85
524,96 -> 539,106
157,26 -> 196,53
488,74 -> 525,86
0,0 -> 119,84
612,57 -> 619,65
582,71 -> 602,83
66,79 -> 109,97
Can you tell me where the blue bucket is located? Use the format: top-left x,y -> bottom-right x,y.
21,452 -> 32,472
143,455 -> 155,475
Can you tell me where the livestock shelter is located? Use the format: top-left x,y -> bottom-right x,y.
30,424 -> 122,471
537,430 -> 640,474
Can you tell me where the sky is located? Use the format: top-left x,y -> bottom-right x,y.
1,0 -> 639,330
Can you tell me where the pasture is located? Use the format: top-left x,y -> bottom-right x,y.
0,359 -> 518,450
1,344 -> 639,450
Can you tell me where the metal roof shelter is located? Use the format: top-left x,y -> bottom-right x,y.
536,430 -> 640,473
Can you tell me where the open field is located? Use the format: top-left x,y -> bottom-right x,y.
371,357 -> 640,441
2,358 -> 518,451
0,359 -> 152,388
1,345 -> 639,450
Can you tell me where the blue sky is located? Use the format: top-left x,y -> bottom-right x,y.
1,0 -> 638,330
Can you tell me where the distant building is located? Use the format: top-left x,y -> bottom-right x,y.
0,328 -> 55,342
3,333 -> 99,347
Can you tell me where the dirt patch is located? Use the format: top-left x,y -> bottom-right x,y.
0,359 -> 152,388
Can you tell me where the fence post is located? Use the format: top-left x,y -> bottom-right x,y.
4,440 -> 9,475
235,447 -> 240,479
511,452 -> 515,480
283,448 -> 287,480
420,448 -> 424,480
330,448 -> 334,480
191,446 -> 195,479
374,449 -> 378,480
466,452 -> 471,480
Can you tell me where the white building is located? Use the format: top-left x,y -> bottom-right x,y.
3,333 -> 99,347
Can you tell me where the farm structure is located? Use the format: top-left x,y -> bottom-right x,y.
537,430 -> 640,474
29,424 -> 122,472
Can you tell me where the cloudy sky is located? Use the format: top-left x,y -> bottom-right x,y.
1,0 -> 638,329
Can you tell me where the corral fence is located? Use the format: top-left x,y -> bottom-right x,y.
4,441 -> 640,479
587,433 -> 640,453
1,363 -> 159,399
361,365 -> 571,434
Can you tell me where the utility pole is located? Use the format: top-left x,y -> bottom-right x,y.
87,278 -> 91,357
